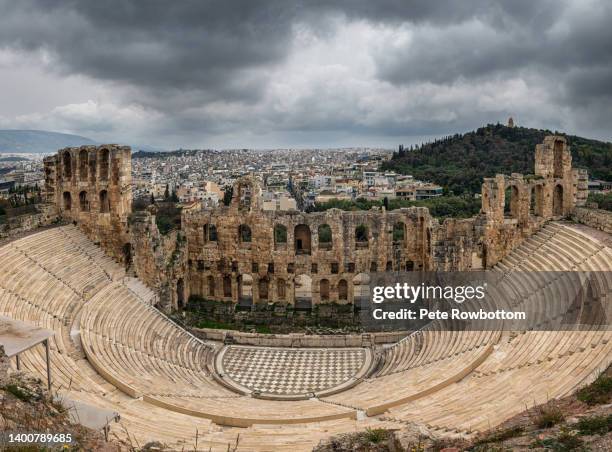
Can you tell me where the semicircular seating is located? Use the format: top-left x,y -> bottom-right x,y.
0,222 -> 610,449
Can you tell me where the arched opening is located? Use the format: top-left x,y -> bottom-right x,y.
258,278 -> 269,301
79,191 -> 89,211
63,191 -> 72,211
294,224 -> 311,254
176,278 -> 185,308
223,275 -> 232,298
239,224 -> 252,242
238,274 -> 253,304
274,224 -> 287,245
504,185 -> 519,218
99,149 -> 110,181
207,275 -> 215,297
338,279 -> 348,301
277,278 -> 286,300
318,224 -> 332,249
63,151 -> 72,180
122,243 -> 132,267
553,184 -> 564,216
203,224 -> 217,242
319,279 -> 330,301
294,274 -> 312,309
392,222 -> 405,242
531,185 -> 544,216
99,190 -> 110,213
355,224 -> 368,246
353,273 -> 370,309
553,140 -> 564,178
385,261 -> 392,271
406,260 -> 415,271
79,149 -> 88,179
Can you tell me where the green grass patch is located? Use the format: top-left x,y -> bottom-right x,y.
577,373 -> 612,405
362,428 -> 389,444
473,425 -> 524,446
2,383 -> 35,402
577,414 -> 612,435
532,428 -> 584,451
535,404 -> 565,429
195,319 -> 236,330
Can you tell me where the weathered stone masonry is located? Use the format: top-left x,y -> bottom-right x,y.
43,136 -> 587,312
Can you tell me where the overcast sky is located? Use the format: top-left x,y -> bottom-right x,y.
0,0 -> 610,149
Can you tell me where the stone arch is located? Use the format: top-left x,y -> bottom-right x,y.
79,190 -> 89,211
207,275 -> 215,297
258,277 -> 269,301
176,278 -> 185,308
99,190 -> 110,213
79,149 -> 88,179
99,148 -> 110,181
406,260 -> 415,271
319,278 -> 330,301
353,273 -> 370,308
317,224 -> 332,249
553,139 -> 564,178
294,224 -> 311,254
239,274 -> 253,303
355,224 -> 368,245
223,275 -> 232,298
338,279 -> 348,301
276,278 -> 286,300
504,185 -> 519,218
392,221 -> 405,242
239,224 -> 252,242
63,151 -> 72,180
63,191 -> 72,210
274,224 -> 287,245
531,184 -> 544,216
553,184 -> 564,216
294,274 -> 312,304
385,261 -> 392,271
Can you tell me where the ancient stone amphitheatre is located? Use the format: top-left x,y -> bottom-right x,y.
0,136 -> 611,450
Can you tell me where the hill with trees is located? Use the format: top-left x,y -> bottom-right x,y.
383,124 -> 612,195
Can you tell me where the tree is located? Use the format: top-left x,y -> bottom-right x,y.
150,193 -> 155,205
164,184 -> 170,200
223,186 -> 233,206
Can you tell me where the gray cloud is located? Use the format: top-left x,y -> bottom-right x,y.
0,0 -> 610,147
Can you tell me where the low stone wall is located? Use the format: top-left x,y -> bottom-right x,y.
572,207 -> 612,234
193,328 -> 408,347
0,204 -> 59,242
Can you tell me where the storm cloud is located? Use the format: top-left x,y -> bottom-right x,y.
0,0 -> 610,148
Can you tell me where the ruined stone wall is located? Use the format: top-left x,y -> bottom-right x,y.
572,207 -> 612,235
43,145 -> 132,261
0,204 -> 59,241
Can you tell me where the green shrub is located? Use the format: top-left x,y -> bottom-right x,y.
532,428 -> 584,451
362,428 -> 388,444
3,383 -> 35,402
535,404 -> 565,429
577,414 -> 612,435
473,425 -> 524,446
577,373 -> 612,405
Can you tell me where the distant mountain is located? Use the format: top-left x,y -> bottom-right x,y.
0,130 -> 98,153
383,124 -> 612,194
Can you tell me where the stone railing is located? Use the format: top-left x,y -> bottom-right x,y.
572,207 -> 612,234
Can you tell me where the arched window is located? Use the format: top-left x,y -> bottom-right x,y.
355,224 -> 368,245
207,275 -> 215,297
79,191 -> 89,211
239,224 -> 252,242
277,278 -> 286,300
203,224 -> 217,242
320,279 -> 330,300
79,149 -> 88,179
223,275 -> 232,298
504,186 -> 519,218
63,191 -> 72,210
63,151 -> 72,179
318,224 -> 332,249
99,148 -> 110,181
553,184 -> 564,216
99,190 -> 110,213
274,224 -> 287,244
338,279 -> 348,301
392,222 -> 405,242
258,278 -> 269,300
294,224 -> 311,254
